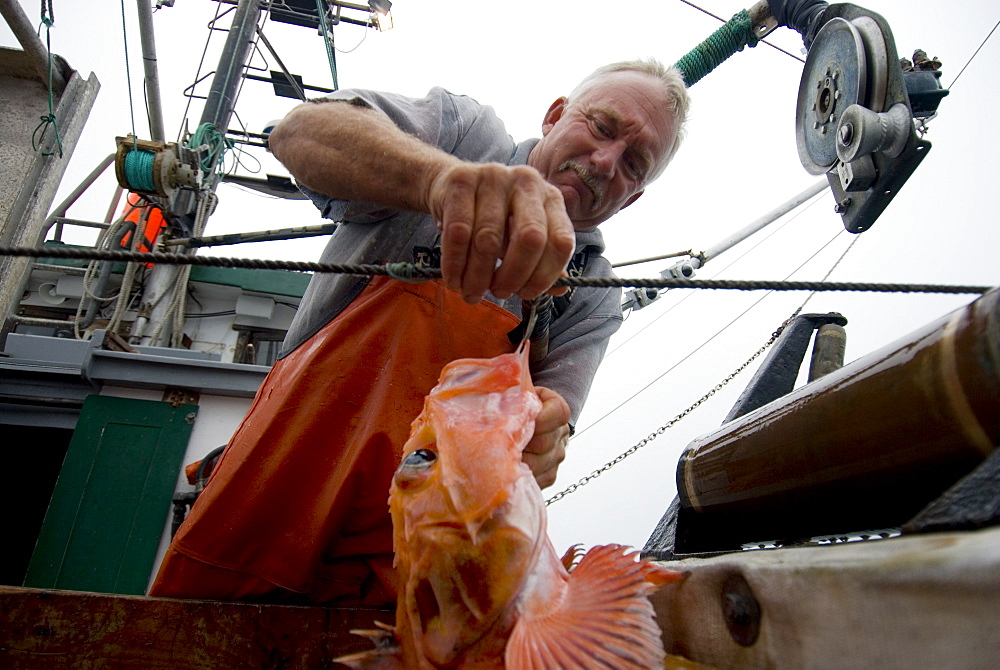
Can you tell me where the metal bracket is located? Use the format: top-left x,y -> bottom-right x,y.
723,312 -> 847,423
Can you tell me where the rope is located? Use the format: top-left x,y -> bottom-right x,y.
119,0 -> 139,148
383,262 -> 427,283
315,0 -> 339,90
673,8 -> 761,86
547,232 -> 860,505
948,16 -> 1000,89
574,227 -> 846,442
188,123 -> 233,178
1,246 -> 991,295
31,0 -> 63,158
122,148 -> 157,191
148,193 -> 217,347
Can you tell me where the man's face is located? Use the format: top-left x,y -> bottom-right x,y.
528,71 -> 678,231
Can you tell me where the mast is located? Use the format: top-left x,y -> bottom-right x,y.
136,0 -> 264,346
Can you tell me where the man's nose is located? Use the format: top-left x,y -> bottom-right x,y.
591,141 -> 624,177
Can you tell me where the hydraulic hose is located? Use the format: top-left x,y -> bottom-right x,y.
768,0 -> 830,47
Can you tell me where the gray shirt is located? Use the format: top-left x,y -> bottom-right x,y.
282,87 -> 623,426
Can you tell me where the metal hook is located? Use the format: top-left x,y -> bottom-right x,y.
517,298 -> 539,354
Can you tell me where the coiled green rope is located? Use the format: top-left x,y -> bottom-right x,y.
674,9 -> 761,86
122,148 -> 157,191
189,123 -> 233,178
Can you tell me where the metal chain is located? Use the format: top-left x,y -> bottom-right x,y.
544,314 -> 793,506
546,234 -> 852,505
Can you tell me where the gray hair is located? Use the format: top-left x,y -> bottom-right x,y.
568,58 -> 689,180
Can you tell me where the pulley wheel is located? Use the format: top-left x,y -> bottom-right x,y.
795,18 -> 868,174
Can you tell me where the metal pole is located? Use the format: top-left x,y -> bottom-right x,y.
702,180 -> 828,263
663,179 -> 828,278
0,0 -> 66,91
198,0 -> 264,143
138,0 -> 263,345
254,26 -> 307,102
135,0 -> 166,141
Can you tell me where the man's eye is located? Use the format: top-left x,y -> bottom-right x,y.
590,117 -> 611,138
624,155 -> 644,180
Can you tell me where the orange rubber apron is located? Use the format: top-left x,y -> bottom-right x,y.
150,276 -> 519,606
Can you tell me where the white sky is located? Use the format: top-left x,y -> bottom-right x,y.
3,0 -> 998,553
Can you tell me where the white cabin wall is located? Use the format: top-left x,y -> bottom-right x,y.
181,282 -> 242,362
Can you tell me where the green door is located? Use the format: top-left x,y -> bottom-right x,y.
24,395 -> 197,594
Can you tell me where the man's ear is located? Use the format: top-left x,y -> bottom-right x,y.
541,97 -> 568,136
620,190 -> 644,211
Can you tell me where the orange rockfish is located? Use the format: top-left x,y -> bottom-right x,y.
340,346 -> 685,669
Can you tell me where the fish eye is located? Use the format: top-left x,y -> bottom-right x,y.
401,448 -> 437,469
395,448 -> 437,491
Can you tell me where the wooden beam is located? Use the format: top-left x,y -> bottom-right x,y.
0,586 -> 392,668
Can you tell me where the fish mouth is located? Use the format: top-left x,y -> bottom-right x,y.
411,574 -> 497,667
415,578 -> 441,635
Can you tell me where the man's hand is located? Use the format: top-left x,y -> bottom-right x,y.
427,163 -> 575,305
523,387 -> 571,490
270,102 -> 575,305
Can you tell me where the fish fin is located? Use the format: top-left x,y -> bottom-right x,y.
506,544 -> 687,670
560,543 -> 585,572
334,623 -> 405,669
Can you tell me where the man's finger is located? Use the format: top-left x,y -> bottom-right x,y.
436,169 -> 476,294
490,175 -> 549,300
517,189 -> 575,300
461,170 -> 507,303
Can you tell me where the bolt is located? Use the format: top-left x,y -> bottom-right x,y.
724,593 -> 753,626
722,574 -> 761,647
834,197 -> 852,214
838,122 -> 854,146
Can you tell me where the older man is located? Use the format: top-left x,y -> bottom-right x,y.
149,59 -> 688,607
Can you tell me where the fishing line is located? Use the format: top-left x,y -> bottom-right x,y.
606,190 -> 828,359
678,0 -> 805,64
947,16 -> 999,89
571,226 -> 848,442
119,0 -> 138,145
797,230 -> 862,312
177,1 -> 226,143
549,228 -> 857,503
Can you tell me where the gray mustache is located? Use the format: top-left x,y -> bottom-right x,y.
558,160 -> 603,211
